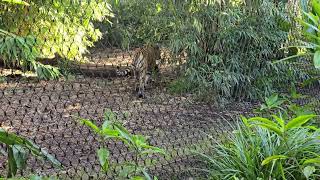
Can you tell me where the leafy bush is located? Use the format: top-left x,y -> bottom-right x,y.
169,0 -> 307,101
0,30 -> 61,79
0,0 -> 113,60
0,0 -> 62,79
79,109 -> 165,180
199,114 -> 320,179
0,128 -> 61,178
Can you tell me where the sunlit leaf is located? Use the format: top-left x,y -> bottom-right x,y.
285,115 -> 317,130
0,0 -> 29,6
303,158 -> 320,165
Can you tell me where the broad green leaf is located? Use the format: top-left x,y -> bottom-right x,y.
12,145 -> 27,170
314,50 -> 320,69
255,123 -> 283,136
101,128 -> 120,137
303,158 -> 320,165
97,148 -> 109,172
262,155 -> 287,166
285,115 -> 317,130
303,166 -> 316,179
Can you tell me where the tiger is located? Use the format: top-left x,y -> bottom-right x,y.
116,44 -> 161,98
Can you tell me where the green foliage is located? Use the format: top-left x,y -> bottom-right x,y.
199,114 -> 320,179
257,94 -> 287,113
255,90 -> 318,126
0,0 -> 113,79
0,31 -> 60,80
0,128 -> 62,178
79,109 -> 165,180
169,0 -> 306,101
101,0 -> 174,49
0,0 -> 113,60
294,0 -> 320,69
0,1 -> 60,79
0,0 -> 29,6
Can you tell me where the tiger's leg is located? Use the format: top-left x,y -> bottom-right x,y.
138,67 -> 147,98
145,72 -> 151,86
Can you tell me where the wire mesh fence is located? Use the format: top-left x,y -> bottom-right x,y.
0,1 -> 319,179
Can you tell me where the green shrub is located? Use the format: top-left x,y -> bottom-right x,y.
198,114 -> 320,179
169,0 -> 307,101
0,0 -> 113,60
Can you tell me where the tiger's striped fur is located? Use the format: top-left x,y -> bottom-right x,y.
116,44 -> 161,98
